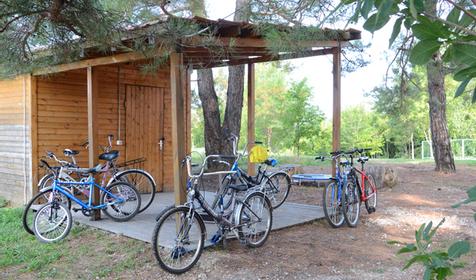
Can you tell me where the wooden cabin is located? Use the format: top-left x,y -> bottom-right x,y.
0,17 -> 360,207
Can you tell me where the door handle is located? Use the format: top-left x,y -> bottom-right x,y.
159,138 -> 164,151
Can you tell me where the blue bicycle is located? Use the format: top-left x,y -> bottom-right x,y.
319,150 -> 353,228
33,154 -> 141,243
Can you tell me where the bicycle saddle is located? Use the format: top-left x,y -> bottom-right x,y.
64,149 -> 79,156
98,150 -> 119,161
358,157 -> 369,163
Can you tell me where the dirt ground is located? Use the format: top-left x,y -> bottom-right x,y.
3,162 -> 476,280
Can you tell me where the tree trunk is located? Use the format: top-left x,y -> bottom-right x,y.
195,0 -> 249,156
197,69 -> 222,155
425,0 -> 456,173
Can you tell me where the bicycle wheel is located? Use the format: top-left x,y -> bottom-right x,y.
343,181 -> 361,227
101,182 -> 141,222
22,189 -> 71,235
114,169 -> 156,213
152,206 -> 205,274
33,202 -> 72,243
237,192 -> 273,248
263,172 -> 291,209
364,174 -> 378,214
322,181 -> 345,228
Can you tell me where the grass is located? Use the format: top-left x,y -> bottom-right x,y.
0,206 -> 149,279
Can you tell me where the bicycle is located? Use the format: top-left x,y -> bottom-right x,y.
23,148 -> 124,234
342,148 -> 378,228
213,134 -> 291,210
152,155 -> 273,274
319,150 -> 354,228
37,134 -> 156,213
32,153 -> 141,243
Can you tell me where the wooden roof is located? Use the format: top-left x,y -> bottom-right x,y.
33,17 -> 361,75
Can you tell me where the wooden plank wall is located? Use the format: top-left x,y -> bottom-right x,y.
36,63 -> 177,192
0,76 -> 31,205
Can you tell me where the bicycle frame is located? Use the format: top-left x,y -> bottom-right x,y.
352,165 -> 377,202
52,176 -> 124,210
184,155 -> 267,231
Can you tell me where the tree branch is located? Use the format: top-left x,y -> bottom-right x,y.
422,12 -> 476,36
444,0 -> 476,22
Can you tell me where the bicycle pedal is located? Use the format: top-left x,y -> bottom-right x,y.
72,207 -> 82,212
210,231 -> 223,245
367,206 -> 376,214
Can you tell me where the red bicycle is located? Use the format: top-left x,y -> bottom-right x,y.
342,148 -> 378,227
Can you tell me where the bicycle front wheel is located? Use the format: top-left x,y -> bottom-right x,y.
343,181 -> 361,227
33,202 -> 72,243
237,192 -> 273,248
114,169 -> 156,213
263,172 -> 291,209
152,206 -> 205,274
101,182 -> 141,222
322,181 -> 345,228
22,189 -> 71,235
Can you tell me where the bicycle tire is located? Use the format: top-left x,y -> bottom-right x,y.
22,188 -> 72,235
152,206 -> 205,274
343,180 -> 361,227
364,174 -> 378,214
262,171 -> 291,209
101,182 -> 141,222
237,191 -> 273,248
33,202 -> 72,243
322,181 -> 345,228
113,169 -> 156,213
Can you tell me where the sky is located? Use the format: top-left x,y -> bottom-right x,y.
202,0 -> 395,118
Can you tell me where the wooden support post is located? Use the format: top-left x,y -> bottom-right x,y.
170,52 -> 187,206
332,47 -> 341,176
87,66 -> 100,220
247,63 -> 256,176
184,65 -> 192,155
27,75 -> 38,199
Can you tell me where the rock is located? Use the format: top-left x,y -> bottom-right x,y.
366,165 -> 398,189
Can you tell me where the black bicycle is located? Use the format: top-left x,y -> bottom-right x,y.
152,155 -> 273,274
212,134 -> 291,210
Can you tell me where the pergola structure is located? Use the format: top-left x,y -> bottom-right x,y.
25,17 -> 361,215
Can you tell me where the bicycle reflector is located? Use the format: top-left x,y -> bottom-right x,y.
250,145 -> 268,163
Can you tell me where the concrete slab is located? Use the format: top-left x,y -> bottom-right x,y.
73,191 -> 324,245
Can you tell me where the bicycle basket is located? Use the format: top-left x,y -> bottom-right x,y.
249,145 -> 268,163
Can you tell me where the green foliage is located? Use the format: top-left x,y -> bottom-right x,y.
392,218 -> 470,280
452,186 -> 476,210
340,105 -> 385,153
342,0 -> 476,101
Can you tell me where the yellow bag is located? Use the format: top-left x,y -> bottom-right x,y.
249,145 -> 268,163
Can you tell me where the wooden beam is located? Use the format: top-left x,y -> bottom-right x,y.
189,37 -> 345,49
247,63 -> 256,176
332,47 -> 341,176
87,66 -> 100,220
28,75 -> 38,199
170,52 -> 187,206
184,66 -> 192,155
33,52 -> 148,76
192,48 -> 336,69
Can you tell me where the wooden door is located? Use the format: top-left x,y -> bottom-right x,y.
125,85 -> 164,192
